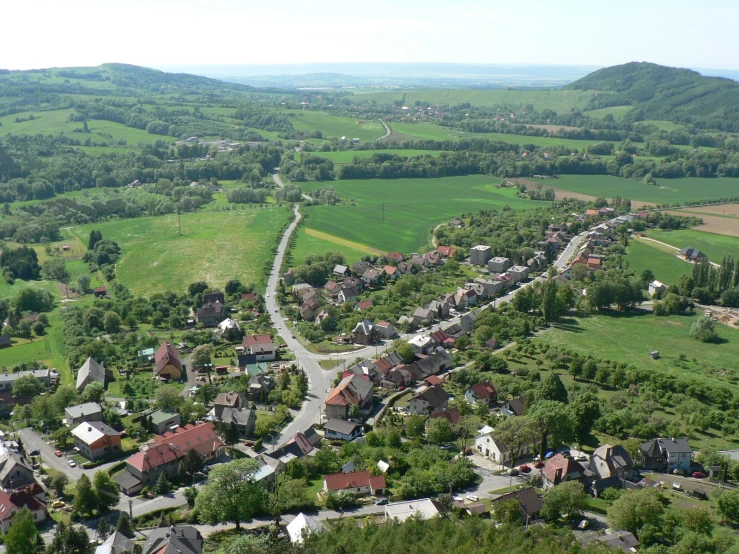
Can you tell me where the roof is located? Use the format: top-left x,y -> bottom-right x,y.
219,407 -> 255,426
243,334 -> 272,348
114,471 -> 142,490
491,487 -> 543,517
149,409 -> 180,426
657,437 -> 693,454
127,422 -> 222,472
287,513 -> 325,545
0,336 -> 10,347
596,532 -> 639,553
426,407 -> 461,424
142,526 -> 203,554
253,464 -> 276,482
410,349 -> 452,377
325,374 -> 373,406
384,498 -> 444,522
324,419 -> 362,435
76,357 -> 106,389
0,486 -> 46,522
324,470 -> 386,492
71,421 -> 121,445
411,384 -> 449,409
592,444 -> 633,478
352,320 -> 374,336
543,454 -> 584,484
250,343 -> 276,354
154,342 -> 183,375
215,391 -> 244,408
503,396 -> 528,416
0,451 -> 32,485
334,264 -> 349,274
356,300 -> 374,311
375,320 -> 394,329
95,531 -> 135,554
65,402 -> 103,419
467,381 -> 496,400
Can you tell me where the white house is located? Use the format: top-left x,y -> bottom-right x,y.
287,513 -> 325,545
475,433 -> 534,465
218,318 -> 240,334
648,280 -> 667,297
408,335 -> 432,354
384,498 -> 444,522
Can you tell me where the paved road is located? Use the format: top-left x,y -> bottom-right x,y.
378,119 -> 391,140
272,172 -> 312,202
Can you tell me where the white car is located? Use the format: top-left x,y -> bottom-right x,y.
266,293 -> 270,297
68,460 -> 77,467
466,495 -> 479,502
453,495 -> 463,502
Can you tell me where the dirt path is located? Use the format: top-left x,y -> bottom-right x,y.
635,237 -> 721,267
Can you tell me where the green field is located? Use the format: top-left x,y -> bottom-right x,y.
72,207 -> 290,297
583,106 -> 632,119
310,149 -> 446,164
550,175 -> 739,204
297,176 -> 549,254
359,89 -> 597,112
645,229 -> 739,261
288,110 -> 385,141
290,225 -> 373,266
624,240 -> 690,285
539,311 -> 739,393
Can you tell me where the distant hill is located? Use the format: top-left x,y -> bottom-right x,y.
566,62 -> 739,129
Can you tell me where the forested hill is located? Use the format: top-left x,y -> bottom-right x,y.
566,61 -> 739,129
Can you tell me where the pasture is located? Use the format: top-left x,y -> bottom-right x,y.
539,311 -> 739,394
309,149 -> 446,164
72,207 -> 290,297
287,111 -> 385,141
644,229 -> 739,261
297,176 -> 549,254
290,226 -> 377,266
624,240 -> 690,285
583,106 -> 632,119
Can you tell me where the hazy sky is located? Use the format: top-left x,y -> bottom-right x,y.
3,0 -> 738,70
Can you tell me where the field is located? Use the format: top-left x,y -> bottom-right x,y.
287,111 -> 385,141
309,149 -> 445,164
548,175 -> 739,205
583,106 -> 632,119
71,207 -> 290,297
539,311 -> 739,393
624,239 -> 691,285
680,203 -> 739,218
290,226 -> 381,266
359,89 -> 597,112
644,229 -> 739,260
296,176 -> 549,255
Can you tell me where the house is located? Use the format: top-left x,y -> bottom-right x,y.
361,269 -> 381,285
352,261 -> 371,275
455,288 -> 477,308
124,423 -> 224,489
450,218 -> 464,228
333,264 -> 350,277
282,270 -> 296,285
411,307 -> 434,326
470,245 -> 492,265
0,450 -> 35,490
648,280 -> 667,296
0,393 -> 31,417
460,311 -> 478,333
0,485 -> 47,533
542,454 -> 587,489
196,302 -> 222,327
473,278 -> 506,298
0,335 -> 10,349
382,265 -> 399,279
338,285 -> 359,303
287,512 -> 325,545
407,348 -> 453,379
640,438 -> 693,472
204,291 -> 225,305
93,286 -> 108,298
355,300 -> 374,311
409,384 -> 449,415
426,406 -> 461,425
147,409 -> 182,435
95,531 -> 134,554
300,298 -> 320,321
351,320 -> 378,345
250,342 -> 277,362
409,255 -> 428,269
490,487 -> 543,523
323,470 -> 386,497
384,498 -> 444,522
270,430 -> 321,462
243,334 -> 273,349
408,334 -> 432,355
464,382 -> 497,406
65,402 -> 103,426
501,396 -> 528,417
423,251 -> 442,266
429,329 -> 455,348
218,407 -> 256,437
679,246 -> 707,262
507,265 -> 529,283
240,292 -> 257,302
75,357 -> 108,393
324,419 -> 363,441
590,444 -> 633,482
248,374 -> 276,401
374,352 -> 402,377
217,318 -> 240,334
437,245 -> 457,258
596,531 -> 639,553
142,526 -> 203,554
346,359 -> 377,381
325,375 -> 374,420
487,257 -> 511,273
386,252 -> 406,263
71,421 -> 122,461
154,342 -> 183,380
137,347 -> 155,363
475,433 -> 534,465
374,320 -> 397,339
214,392 -> 245,419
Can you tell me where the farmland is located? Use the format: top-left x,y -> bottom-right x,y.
309,149 -> 446,164
287,110 -> 385,141
624,239 -> 691,285
296,175 -> 549,255
644,229 -> 739,261
289,226 -> 377,267
71,207 -> 290,297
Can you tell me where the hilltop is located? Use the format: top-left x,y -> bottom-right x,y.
566,61 -> 739,128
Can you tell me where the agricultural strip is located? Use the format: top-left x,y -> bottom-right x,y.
290,227 -> 379,266
624,239 -> 690,285
644,229 -> 739,260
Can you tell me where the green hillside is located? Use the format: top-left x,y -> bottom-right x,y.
566,62 -> 739,128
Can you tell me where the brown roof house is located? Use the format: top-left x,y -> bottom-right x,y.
75,357 -> 111,393
325,375 -> 374,421
323,470 -> 386,497
351,320 -> 379,345
213,392 -> 245,418
154,342 -> 183,380
0,484 -> 47,533
542,454 -> 588,489
490,487 -> 543,523
409,384 -> 449,415
464,382 -> 497,406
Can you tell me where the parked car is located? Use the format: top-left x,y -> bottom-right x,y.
519,464 -> 531,473
28,449 -> 40,456
692,472 -> 707,479
54,450 -> 63,457
577,519 -> 589,530
51,500 -> 65,509
440,443 -> 454,451
69,460 -> 77,467
672,482 -> 681,491
534,461 -> 545,469
466,495 -> 479,502
375,498 -> 388,505
506,468 -> 520,476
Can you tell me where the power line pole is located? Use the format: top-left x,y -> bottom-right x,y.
382,202 -> 385,224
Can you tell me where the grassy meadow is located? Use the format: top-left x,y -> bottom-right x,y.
644,229 -> 739,261
624,240 -> 691,285
310,149 -> 446,164
288,111 -> 385,141
290,226 -> 378,266
296,175 -> 549,255
72,206 -> 290,297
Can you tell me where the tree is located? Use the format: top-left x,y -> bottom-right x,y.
528,400 -> 574,455
12,374 -> 43,397
42,258 -> 70,283
223,421 -> 241,445
606,487 -> 664,539
568,391 -> 601,446
77,273 -> 91,293
393,340 -> 415,364
103,311 -> 122,333
191,343 -> 213,372
536,372 -> 568,404
155,386 -> 183,410
426,419 -> 455,445
492,499 -> 524,525
88,230 -> 103,251
50,472 -> 69,496
93,470 -> 120,512
115,512 -> 134,538
541,481 -> 588,520
195,458 -> 266,530
184,486 -> 199,508
81,380 -> 105,403
405,415 -> 426,438
73,474 -> 96,516
97,516 -> 110,541
154,472 -> 171,495
51,426 -> 72,449
691,316 -> 719,343
492,416 -> 539,469
45,521 -> 89,554
179,448 -> 204,478
32,320 -> 46,336
4,507 -> 38,554
314,446 -> 341,474
715,489 -> 739,524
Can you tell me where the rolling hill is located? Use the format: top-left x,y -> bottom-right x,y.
566,62 -> 739,129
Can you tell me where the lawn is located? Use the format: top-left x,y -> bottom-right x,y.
290,225 -> 374,266
71,206 -> 290,297
624,240 -> 691,285
583,106 -> 632,120
548,175 -> 739,205
539,311 -> 739,393
645,229 -> 739,262
288,110 -> 385,141
296,175 -> 549,254
309,149 -> 446,164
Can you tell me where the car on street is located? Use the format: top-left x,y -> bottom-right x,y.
692,472 -> 707,479
54,450 -> 63,457
28,449 -> 40,456
266,293 -> 270,297
69,460 -> 77,467
506,468 -> 520,476
577,519 -> 589,530
375,498 -> 388,505
453,496 -> 464,502
519,464 -> 531,473
466,495 -> 479,502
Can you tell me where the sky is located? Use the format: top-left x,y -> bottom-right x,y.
2,0 -> 739,71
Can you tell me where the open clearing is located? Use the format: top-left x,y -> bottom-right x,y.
662,212 -> 739,238
583,106 -> 632,119
73,207 -> 290,296
290,226 -> 377,266
296,175 -> 549,254
288,111 -> 385,141
539,311 -> 739,393
624,239 -> 690,285
644,229 -> 739,260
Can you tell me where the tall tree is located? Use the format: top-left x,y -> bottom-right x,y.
491,415 -> 539,470
73,474 -> 96,517
93,470 -> 120,513
606,488 -> 664,539
528,400 -> 574,455
4,507 -> 38,554
536,372 -> 568,404
541,481 -> 588,520
179,448 -> 204,478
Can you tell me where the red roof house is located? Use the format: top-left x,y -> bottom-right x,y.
464,382 -> 497,406
154,342 -> 183,380
243,334 -> 273,349
542,454 -> 586,488
437,245 -> 457,258
323,470 -> 386,496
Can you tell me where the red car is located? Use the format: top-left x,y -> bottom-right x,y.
54,450 -> 63,457
692,472 -> 707,479
534,461 -> 545,469
520,464 -> 531,473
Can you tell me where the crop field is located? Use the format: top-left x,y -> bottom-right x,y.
72,207 -> 290,296
583,106 -> 632,119
290,226 -> 377,266
644,229 -> 739,260
310,149 -> 446,164
359,89 -> 597,112
287,110 -> 385,141
297,176 -> 549,254
680,203 -> 739,218
539,311 -> 739,393
549,175 -> 739,205
624,240 -> 690,285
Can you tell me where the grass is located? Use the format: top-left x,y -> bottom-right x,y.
548,175 -> 739,205
539,311 -> 739,394
290,226 -> 377,266
624,240 -> 691,285
71,206 -> 290,297
288,110 -> 385,141
583,106 -> 633,119
297,176 -> 549,254
645,229 -> 739,262
309,149 -> 446,164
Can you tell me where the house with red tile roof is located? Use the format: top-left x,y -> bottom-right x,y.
323,470 -> 386,497
382,265 -> 398,279
355,300 -> 374,311
542,454 -> 587,489
464,382 -> 497,406
386,252 -> 406,262
0,484 -> 47,532
243,334 -> 273,349
426,406 -> 461,425
154,342 -> 183,380
436,245 -> 457,258
325,375 -> 374,420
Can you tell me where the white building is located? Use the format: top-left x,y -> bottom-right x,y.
648,280 -> 667,297
218,318 -> 241,334
384,498 -> 444,522
475,433 -> 534,465
287,513 -> 325,544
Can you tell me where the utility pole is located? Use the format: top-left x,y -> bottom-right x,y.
382,203 -> 385,224
177,209 -> 182,236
